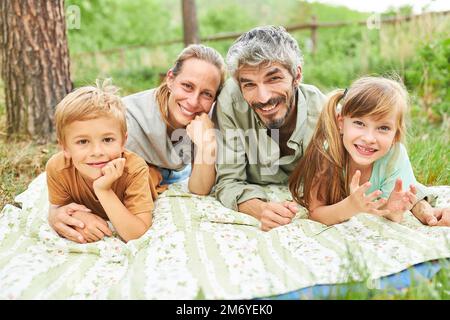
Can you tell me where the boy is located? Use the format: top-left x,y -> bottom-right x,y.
46,80 -> 161,243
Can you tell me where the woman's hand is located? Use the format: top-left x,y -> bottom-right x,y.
186,113 -> 216,147
186,113 -> 217,165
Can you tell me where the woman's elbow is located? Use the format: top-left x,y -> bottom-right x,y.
188,183 -> 212,196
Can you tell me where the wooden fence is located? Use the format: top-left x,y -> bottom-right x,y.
72,10 -> 450,59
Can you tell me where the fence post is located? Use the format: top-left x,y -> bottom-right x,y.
119,48 -> 125,70
182,0 -> 200,46
311,15 -> 317,55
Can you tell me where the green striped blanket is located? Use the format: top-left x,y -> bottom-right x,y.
0,173 -> 449,299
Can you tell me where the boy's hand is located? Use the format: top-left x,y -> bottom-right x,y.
48,203 -> 90,243
93,157 -> 126,191
71,211 -> 113,243
348,170 -> 389,216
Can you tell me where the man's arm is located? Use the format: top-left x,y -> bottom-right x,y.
214,84 -> 298,230
214,107 -> 269,210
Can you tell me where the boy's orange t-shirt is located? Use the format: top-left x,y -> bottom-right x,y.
46,150 -> 164,220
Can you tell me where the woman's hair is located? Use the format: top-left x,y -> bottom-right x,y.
55,79 -> 126,145
155,44 -> 226,127
226,25 -> 303,79
289,76 -> 409,209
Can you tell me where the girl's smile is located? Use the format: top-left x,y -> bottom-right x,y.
339,114 -> 397,168
354,144 -> 378,156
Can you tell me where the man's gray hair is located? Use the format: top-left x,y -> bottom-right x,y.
226,25 -> 303,79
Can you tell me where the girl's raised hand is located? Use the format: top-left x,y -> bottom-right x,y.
348,170 -> 390,216
386,179 -> 417,213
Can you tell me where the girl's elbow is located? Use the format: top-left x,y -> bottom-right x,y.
308,210 -> 325,224
309,209 -> 337,226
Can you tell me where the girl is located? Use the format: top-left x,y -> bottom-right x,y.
289,76 -> 445,226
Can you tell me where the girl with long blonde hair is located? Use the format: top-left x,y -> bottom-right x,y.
289,76 -> 448,226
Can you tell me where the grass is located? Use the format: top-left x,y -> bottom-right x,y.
312,259 -> 450,300
408,106 -> 449,185
320,243 -> 450,300
0,138 -> 57,209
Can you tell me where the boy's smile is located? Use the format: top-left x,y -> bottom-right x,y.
86,161 -> 109,169
62,117 -> 126,182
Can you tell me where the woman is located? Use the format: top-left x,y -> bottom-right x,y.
48,44 -> 226,243
124,44 -> 226,195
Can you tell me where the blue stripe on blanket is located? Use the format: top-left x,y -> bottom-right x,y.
259,259 -> 447,299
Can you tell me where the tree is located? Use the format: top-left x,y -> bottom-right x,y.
0,0 -> 72,142
182,0 -> 199,46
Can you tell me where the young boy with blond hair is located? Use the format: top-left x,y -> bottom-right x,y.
46,80 -> 162,243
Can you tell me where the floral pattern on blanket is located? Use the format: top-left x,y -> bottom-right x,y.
0,173 -> 449,299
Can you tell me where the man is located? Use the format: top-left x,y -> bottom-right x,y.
214,26 -> 327,231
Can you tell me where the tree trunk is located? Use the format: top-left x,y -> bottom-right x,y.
182,0 -> 199,46
0,0 -> 72,142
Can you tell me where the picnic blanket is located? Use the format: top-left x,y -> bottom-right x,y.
0,172 -> 449,299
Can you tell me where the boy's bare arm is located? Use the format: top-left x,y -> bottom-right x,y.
94,190 -> 151,242
93,158 -> 151,242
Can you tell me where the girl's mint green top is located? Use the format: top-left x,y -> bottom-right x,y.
367,143 -> 431,202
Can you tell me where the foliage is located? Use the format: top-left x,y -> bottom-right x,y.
404,38 -> 450,120
65,0 -> 179,53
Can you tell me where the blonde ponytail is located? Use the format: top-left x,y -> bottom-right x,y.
289,89 -> 348,208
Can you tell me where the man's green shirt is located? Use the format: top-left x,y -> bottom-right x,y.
214,79 -> 326,210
